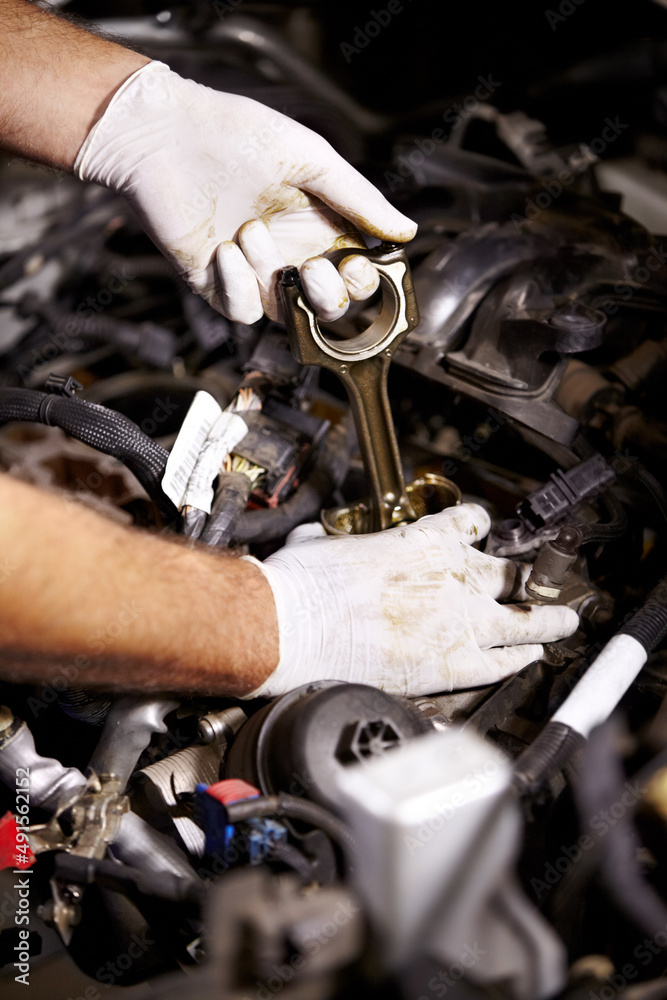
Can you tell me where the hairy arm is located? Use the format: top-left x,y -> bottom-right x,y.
0,0 -> 148,170
0,474 -> 279,695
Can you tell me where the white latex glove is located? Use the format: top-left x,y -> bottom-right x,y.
243,504 -> 579,698
74,61 -> 416,323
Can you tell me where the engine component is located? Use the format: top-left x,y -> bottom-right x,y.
232,411 -> 356,544
147,867 -> 365,1000
197,704 -> 248,746
233,395 -> 330,507
198,471 -> 252,548
0,709 -> 196,882
194,778 -> 289,867
525,525 -> 583,602
397,199 -> 656,444
279,242 -> 420,532
515,576 -> 667,794
88,695 -> 179,791
225,681 -> 431,815
0,711 -> 86,811
29,770 -> 128,862
335,726 -> 566,999
223,792 -> 356,856
15,292 -> 178,371
2,17 -> 667,999
0,387 -> 176,517
131,742 -> 226,857
518,454 -> 615,532
128,706 -> 248,856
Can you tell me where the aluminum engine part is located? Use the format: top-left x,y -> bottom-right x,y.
335,726 -> 566,1000
88,695 -> 179,790
131,742 -> 224,856
0,709 -> 196,882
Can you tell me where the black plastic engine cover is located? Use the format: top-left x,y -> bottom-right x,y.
225,681 -> 432,814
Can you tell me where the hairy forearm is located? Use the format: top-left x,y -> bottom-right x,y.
0,0 -> 148,170
0,474 -> 279,696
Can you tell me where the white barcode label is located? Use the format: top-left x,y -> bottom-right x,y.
162,392 -> 248,513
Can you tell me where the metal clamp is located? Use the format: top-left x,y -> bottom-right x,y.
279,242 -> 420,533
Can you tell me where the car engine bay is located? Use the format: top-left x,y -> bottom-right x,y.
2,4 -> 667,999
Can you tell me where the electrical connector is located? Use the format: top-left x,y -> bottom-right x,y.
518,454 -> 615,531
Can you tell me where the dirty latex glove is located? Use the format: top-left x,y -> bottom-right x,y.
74,61 -> 416,323
242,504 -> 579,699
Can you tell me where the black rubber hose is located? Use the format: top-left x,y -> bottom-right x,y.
619,577 -> 667,652
268,841 -> 314,884
233,414 -> 356,544
576,487 -> 627,543
0,388 -> 176,518
514,721 -> 586,795
225,792 -> 356,855
16,294 -> 177,370
54,853 -> 204,905
515,574 -> 667,796
623,464 -> 667,528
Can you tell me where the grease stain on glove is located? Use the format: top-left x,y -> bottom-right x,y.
74,61 -> 417,323
242,503 -> 579,699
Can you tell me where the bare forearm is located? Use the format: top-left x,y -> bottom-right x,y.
0,475 -> 279,696
0,0 -> 148,170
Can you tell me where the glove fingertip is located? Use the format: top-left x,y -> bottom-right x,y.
215,242 -> 264,323
300,256 -> 349,321
558,605 -> 580,636
338,255 -> 380,302
418,502 -> 491,543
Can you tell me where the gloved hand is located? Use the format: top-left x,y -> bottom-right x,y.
243,504 -> 579,698
74,61 -> 416,323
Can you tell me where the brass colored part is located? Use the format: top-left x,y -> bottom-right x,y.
279,243 -> 420,533
322,474 -> 461,536
569,956 -> 615,983
644,767 -> 667,821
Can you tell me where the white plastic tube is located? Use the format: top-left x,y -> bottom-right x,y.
551,633 -> 647,738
